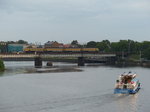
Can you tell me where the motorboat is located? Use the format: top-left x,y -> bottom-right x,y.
114,72 -> 140,94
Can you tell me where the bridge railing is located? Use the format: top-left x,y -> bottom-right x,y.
0,53 -> 116,58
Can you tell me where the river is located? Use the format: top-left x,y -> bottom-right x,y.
0,61 -> 150,112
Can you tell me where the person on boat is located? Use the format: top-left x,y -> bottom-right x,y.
120,74 -> 125,83
115,80 -> 120,88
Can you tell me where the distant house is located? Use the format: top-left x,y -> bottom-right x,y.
58,43 -> 64,48
44,41 -> 63,48
8,44 -> 26,53
63,44 -> 78,48
63,44 -> 72,48
0,42 -> 8,53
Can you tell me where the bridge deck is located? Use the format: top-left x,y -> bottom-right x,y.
0,53 -> 116,59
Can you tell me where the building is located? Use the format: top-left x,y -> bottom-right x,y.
63,44 -> 72,48
0,42 -> 8,53
8,44 -> 26,53
44,41 -> 63,48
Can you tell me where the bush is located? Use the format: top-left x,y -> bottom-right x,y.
0,60 -> 5,71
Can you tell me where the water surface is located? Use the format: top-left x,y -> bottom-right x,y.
0,61 -> 150,112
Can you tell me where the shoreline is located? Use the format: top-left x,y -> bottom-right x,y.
26,66 -> 83,74
0,60 -> 5,72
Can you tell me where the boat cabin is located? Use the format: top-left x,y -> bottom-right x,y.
115,73 -> 137,89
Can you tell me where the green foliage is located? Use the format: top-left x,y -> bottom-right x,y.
6,40 -> 28,44
86,40 -> 111,52
0,60 -> 5,71
143,47 -> 150,60
86,39 -> 150,60
96,40 -> 111,52
17,40 -> 28,44
128,54 -> 140,61
71,40 -> 80,47
71,40 -> 78,45
6,41 -> 15,44
86,41 -> 97,48
140,41 -> 150,51
111,42 -> 119,52
131,41 -> 141,54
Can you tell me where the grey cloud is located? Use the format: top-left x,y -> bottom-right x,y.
0,0 -> 150,43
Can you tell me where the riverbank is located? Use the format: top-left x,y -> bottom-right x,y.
0,60 -> 5,71
115,59 -> 150,67
45,57 -> 150,67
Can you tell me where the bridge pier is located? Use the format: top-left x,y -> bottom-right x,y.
34,57 -> 42,68
78,57 -> 85,66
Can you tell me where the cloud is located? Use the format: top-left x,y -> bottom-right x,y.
0,0 -> 150,43
1,0 -> 150,19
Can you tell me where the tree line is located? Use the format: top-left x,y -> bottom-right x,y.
86,40 -> 150,60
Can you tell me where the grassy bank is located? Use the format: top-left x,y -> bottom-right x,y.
0,60 -> 5,71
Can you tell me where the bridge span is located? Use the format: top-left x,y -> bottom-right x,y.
0,53 -> 116,58
0,53 -> 116,66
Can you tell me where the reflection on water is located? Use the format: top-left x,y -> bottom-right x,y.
0,61 -> 34,76
0,61 -> 79,77
115,94 -> 138,112
131,94 -> 138,112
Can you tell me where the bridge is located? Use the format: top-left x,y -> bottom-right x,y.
0,53 -> 117,67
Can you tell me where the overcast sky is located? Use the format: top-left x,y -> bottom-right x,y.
0,0 -> 150,44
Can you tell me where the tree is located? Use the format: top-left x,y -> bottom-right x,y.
115,40 -> 128,52
17,40 -> 28,44
0,60 -> 5,71
71,40 -> 80,47
111,42 -> 119,52
71,40 -> 78,45
86,41 -> 97,48
96,40 -> 111,52
143,47 -> 150,60
7,41 -> 15,44
140,41 -> 150,51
